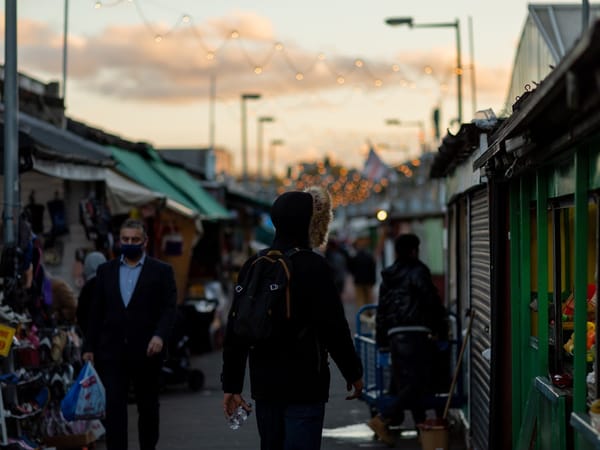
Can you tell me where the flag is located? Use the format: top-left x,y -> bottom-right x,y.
362,147 -> 390,182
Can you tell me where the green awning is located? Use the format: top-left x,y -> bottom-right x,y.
111,146 -> 195,210
110,146 -> 229,220
148,154 -> 230,220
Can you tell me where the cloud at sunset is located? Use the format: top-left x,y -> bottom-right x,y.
9,13 -> 508,106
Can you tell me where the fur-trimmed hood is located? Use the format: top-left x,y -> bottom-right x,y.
270,186 -> 333,249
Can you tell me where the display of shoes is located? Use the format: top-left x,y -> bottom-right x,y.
5,401 -> 40,419
33,386 -> 50,410
6,437 -> 38,450
38,336 -> 52,364
50,331 -> 67,362
0,369 -> 42,386
0,304 -> 30,324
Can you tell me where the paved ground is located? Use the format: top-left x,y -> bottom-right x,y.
95,289 -> 469,449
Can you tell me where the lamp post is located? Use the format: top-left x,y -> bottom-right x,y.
385,118 -> 426,153
269,139 -> 284,180
240,93 -> 261,183
257,116 -> 275,181
62,0 -> 69,111
385,16 -> 462,124
3,0 -> 18,245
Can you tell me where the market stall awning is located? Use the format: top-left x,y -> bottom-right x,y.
32,157 -> 196,217
18,111 -> 112,162
111,145 -> 229,220
150,158 -> 230,220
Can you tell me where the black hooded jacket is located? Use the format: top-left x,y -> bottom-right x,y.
375,257 -> 447,348
222,191 -> 363,403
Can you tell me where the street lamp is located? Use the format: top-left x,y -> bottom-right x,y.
240,93 -> 261,183
269,139 -> 284,180
385,16 -> 462,124
257,116 -> 275,181
385,118 -> 426,152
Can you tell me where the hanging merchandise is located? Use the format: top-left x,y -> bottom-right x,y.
47,194 -> 69,237
161,221 -> 184,256
25,191 -> 45,235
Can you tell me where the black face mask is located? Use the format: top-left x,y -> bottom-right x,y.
121,243 -> 144,260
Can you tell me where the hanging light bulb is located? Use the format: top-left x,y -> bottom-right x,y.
392,64 -> 400,72
318,53 -> 326,60
94,1 -> 102,8
374,79 -> 383,87
424,66 -> 433,75
206,51 -> 215,60
275,42 -> 284,51
154,35 -> 163,43
254,66 -> 263,74
295,73 -> 304,81
230,30 -> 239,39
182,15 -> 190,23
336,76 -> 345,85
354,59 -> 363,68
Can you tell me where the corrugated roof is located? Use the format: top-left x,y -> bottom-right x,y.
18,111 -> 112,162
529,3 -> 600,61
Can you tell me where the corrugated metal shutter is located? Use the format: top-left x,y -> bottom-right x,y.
470,188 -> 492,450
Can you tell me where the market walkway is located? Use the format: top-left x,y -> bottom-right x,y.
96,295 -> 468,449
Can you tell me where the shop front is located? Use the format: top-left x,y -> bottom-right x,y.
474,20 -> 600,449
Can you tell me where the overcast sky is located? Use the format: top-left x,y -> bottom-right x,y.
0,0 -> 587,175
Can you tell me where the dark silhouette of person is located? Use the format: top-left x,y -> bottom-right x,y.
82,218 -> 177,450
76,251 -> 106,335
348,238 -> 377,308
222,187 -> 363,450
325,239 -> 349,294
367,233 -> 447,446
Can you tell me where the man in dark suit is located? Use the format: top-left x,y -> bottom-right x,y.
82,218 -> 177,450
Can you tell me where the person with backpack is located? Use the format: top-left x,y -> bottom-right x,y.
367,233 -> 448,447
222,186 -> 364,450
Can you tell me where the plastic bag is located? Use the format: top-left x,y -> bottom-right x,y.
61,361 -> 106,421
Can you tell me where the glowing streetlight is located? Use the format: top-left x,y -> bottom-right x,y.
385,16 -> 462,124
269,139 -> 285,180
240,93 -> 261,182
385,118 -> 426,152
257,116 -> 275,181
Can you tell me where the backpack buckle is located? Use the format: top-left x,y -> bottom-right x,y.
235,285 -> 243,293
269,284 -> 279,291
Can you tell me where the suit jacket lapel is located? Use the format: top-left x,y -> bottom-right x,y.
112,260 -> 126,309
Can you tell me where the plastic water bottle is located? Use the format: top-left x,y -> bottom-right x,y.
227,403 -> 252,430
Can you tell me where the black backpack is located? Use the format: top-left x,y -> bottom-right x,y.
231,248 -> 299,344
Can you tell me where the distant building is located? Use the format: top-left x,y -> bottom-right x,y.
156,147 -> 233,180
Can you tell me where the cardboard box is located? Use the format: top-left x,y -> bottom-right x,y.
43,430 -> 95,448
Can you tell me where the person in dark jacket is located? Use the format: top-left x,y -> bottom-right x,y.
76,251 -> 106,335
82,219 -> 177,450
348,238 -> 377,307
222,187 -> 364,450
367,233 -> 447,447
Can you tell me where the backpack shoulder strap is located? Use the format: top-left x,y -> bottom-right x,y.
284,247 -> 304,258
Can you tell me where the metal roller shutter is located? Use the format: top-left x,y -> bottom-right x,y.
470,188 -> 492,450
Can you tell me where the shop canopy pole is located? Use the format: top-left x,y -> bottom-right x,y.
3,0 -> 19,246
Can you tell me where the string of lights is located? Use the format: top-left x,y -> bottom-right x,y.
91,0 -> 456,92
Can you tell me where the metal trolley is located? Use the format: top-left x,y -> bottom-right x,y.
354,304 -> 465,418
